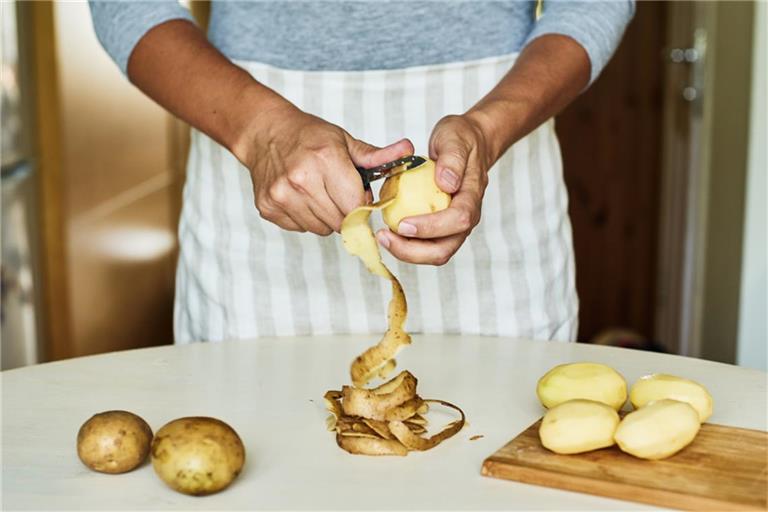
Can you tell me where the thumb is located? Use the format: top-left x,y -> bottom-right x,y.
347,137 -> 415,169
429,129 -> 467,194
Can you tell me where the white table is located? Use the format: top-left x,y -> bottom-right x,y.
3,336 -> 766,510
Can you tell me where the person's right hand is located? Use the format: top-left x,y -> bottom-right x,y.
239,103 -> 414,235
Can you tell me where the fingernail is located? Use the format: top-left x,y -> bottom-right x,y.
442,168 -> 459,190
376,231 -> 390,249
398,222 -> 417,236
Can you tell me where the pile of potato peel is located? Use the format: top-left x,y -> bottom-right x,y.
324,372 -> 465,456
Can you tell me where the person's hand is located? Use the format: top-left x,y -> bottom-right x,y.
375,114 -> 494,265
243,103 -> 414,235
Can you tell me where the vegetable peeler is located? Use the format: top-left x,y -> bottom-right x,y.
356,155 -> 427,190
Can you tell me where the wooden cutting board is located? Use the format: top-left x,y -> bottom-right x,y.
481,419 -> 767,510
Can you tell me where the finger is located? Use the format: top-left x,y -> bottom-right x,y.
257,196 -> 305,232
283,160 -> 346,231
310,143 -> 367,216
347,136 -> 415,169
270,183 -> 334,235
260,203 -> 305,232
291,199 -> 335,235
307,186 -> 345,232
429,124 -> 469,194
271,214 -> 305,232
375,229 -> 465,266
395,190 -> 480,239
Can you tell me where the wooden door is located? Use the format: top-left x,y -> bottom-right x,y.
20,2 -> 188,360
555,2 -> 667,344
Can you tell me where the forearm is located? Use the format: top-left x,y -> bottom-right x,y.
127,19 -> 290,167
466,34 -> 590,163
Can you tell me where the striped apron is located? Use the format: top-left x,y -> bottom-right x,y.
174,53 -> 578,343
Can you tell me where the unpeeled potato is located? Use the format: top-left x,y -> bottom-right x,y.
614,399 -> 700,460
380,158 -> 450,232
151,417 -> 245,496
77,410 -> 153,474
537,362 -> 627,411
630,374 -> 713,422
539,399 -> 620,454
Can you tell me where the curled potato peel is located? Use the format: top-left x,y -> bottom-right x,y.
388,400 -> 466,451
342,198 -> 412,388
326,158 -> 464,456
336,434 -> 409,457
341,371 -> 418,420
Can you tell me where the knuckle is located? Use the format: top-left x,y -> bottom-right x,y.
313,143 -> 342,164
269,181 -> 291,206
440,147 -> 467,167
441,114 -> 462,126
432,249 -> 452,266
287,168 -> 309,189
456,210 -> 472,231
256,196 -> 274,218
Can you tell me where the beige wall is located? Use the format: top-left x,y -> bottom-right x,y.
698,1 -> 754,364
737,0 -> 767,371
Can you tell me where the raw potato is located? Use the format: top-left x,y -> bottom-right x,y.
614,399 -> 700,460
537,362 -> 627,411
380,158 -> 451,232
151,417 -> 245,495
77,410 -> 153,474
539,399 -> 620,454
630,374 -> 713,422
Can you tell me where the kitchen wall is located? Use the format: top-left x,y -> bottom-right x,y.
736,0 -> 767,372
697,1 -> 756,365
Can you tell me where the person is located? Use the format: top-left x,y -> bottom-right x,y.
89,1 -> 634,343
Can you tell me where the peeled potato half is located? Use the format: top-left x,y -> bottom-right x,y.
539,399 -> 620,455
614,399 -> 700,460
537,362 -> 627,411
630,374 -> 713,422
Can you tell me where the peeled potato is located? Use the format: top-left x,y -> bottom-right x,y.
539,399 -> 620,454
630,374 -> 713,422
77,410 -> 152,474
537,362 -> 627,411
151,417 -> 245,496
614,399 -> 700,460
380,158 -> 450,232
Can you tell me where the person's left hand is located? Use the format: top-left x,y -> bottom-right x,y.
375,114 -> 494,265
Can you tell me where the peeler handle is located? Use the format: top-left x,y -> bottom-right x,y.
355,166 -> 372,191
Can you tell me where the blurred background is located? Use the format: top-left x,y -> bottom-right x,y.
1,1 -> 765,371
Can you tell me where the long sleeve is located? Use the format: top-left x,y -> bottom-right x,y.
524,0 -> 635,85
88,1 -> 195,75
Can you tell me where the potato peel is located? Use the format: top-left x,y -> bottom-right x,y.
362,419 -> 394,440
342,199 -> 412,388
326,158 -> 465,456
388,400 -> 466,451
336,434 -> 408,457
341,371 -> 417,420
384,397 -> 424,422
